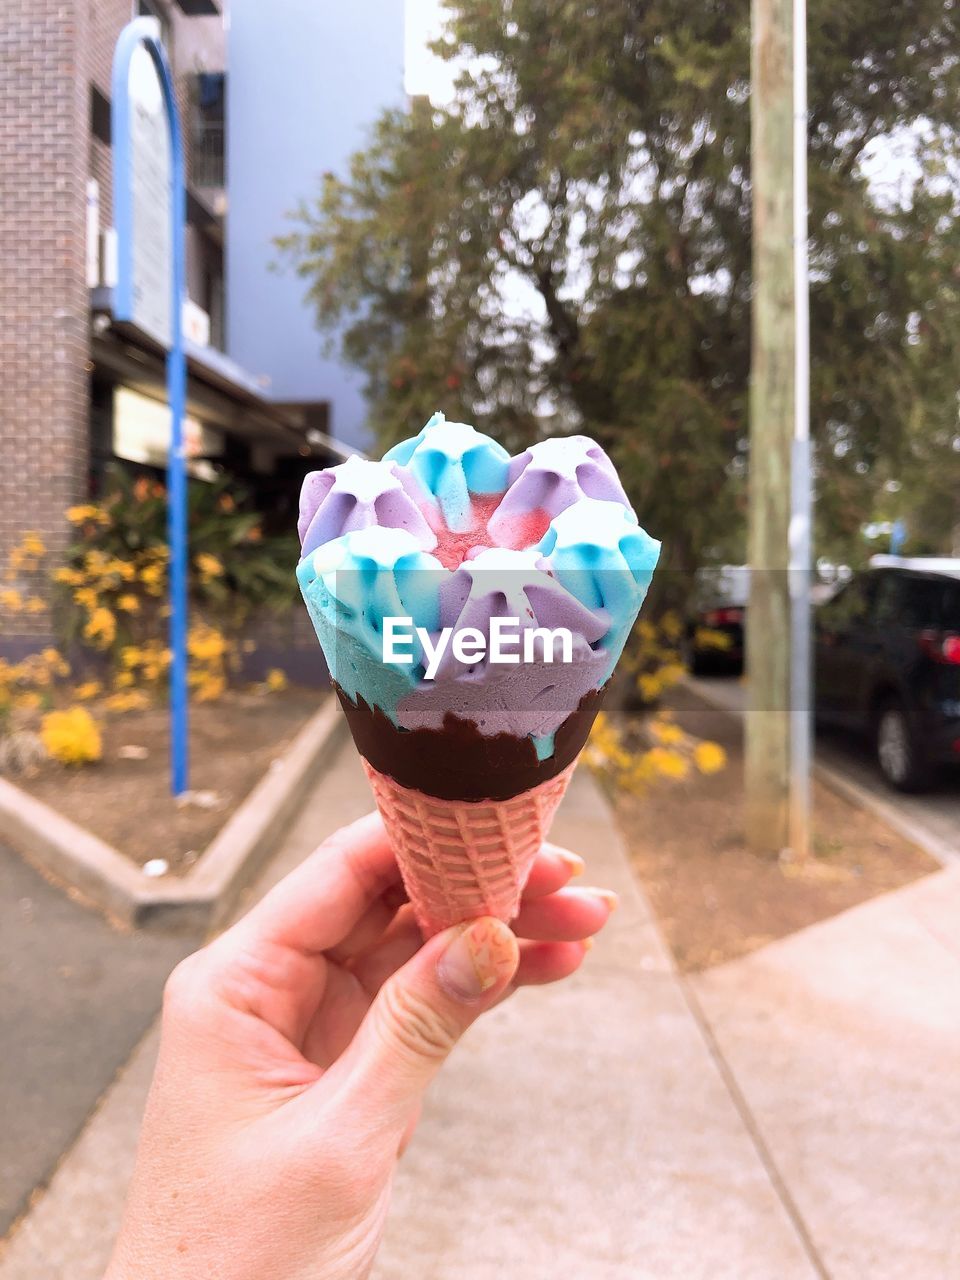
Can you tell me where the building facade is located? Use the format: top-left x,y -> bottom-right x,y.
0,0 -> 403,651
226,0 -> 405,451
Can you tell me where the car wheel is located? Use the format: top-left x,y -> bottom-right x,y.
874,696 -> 929,793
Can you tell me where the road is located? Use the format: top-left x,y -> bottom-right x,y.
0,841 -> 199,1236
685,675 -> 960,864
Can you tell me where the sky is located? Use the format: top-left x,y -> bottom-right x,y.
404,0 -> 458,102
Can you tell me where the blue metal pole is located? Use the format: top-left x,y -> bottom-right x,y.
162,43 -> 189,796
111,21 -> 189,795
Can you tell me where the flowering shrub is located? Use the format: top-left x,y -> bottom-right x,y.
0,648 -> 70,726
586,709 -> 727,795
621,613 -> 688,706
0,479 -> 295,770
40,707 -> 102,766
585,612 -> 728,793
55,467 -> 295,651
47,465 -> 297,709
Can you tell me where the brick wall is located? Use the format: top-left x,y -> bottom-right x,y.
0,0 -> 225,647
0,0 -> 92,641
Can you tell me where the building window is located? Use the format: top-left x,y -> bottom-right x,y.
190,72 -> 226,189
203,263 -> 225,351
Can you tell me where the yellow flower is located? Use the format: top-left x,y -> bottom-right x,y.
53,567 -> 85,586
67,505 -> 109,525
195,553 -> 224,578
586,712 -> 633,771
660,611 -> 683,641
694,741 -> 727,775
102,690 -> 150,713
113,671 -> 135,689
264,668 -> 288,692
117,594 -> 140,613
645,746 -> 689,781
624,755 -> 660,791
73,587 -> 99,610
15,691 -> 43,712
41,707 -> 102,765
650,718 -> 685,746
1,589 -> 23,612
187,624 -> 227,664
74,680 -> 102,701
140,563 -> 165,594
194,673 -> 226,703
25,660 -> 52,688
100,558 -> 137,582
23,596 -> 47,614
120,645 -> 144,668
83,607 -> 117,647
637,673 -> 662,702
21,532 -> 47,558
41,648 -> 70,677
658,662 -> 686,688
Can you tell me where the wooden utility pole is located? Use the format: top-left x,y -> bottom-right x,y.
746,0 -> 810,855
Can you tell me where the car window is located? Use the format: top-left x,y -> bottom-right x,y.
900,576 -> 960,628
819,576 -> 875,630
871,574 -> 903,626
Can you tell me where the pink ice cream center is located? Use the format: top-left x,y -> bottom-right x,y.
424,494 -> 553,570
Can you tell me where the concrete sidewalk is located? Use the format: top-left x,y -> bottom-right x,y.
693,865 -> 960,1278
0,744 -> 819,1279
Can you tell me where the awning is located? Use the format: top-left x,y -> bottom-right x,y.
89,287 -> 357,463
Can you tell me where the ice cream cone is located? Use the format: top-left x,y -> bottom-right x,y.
361,756 -> 577,937
296,415 -> 661,931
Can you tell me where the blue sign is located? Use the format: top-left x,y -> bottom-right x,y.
890,519 -> 907,555
112,19 -> 190,796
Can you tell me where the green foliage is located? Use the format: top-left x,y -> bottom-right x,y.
279,0 -> 960,574
55,465 -> 298,652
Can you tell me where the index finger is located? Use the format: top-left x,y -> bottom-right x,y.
227,812 -> 401,957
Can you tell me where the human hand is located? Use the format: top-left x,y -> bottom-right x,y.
105,813 -> 616,1280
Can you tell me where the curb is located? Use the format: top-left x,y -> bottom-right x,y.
678,676 -> 954,869
810,764 -> 956,868
0,699 -> 347,933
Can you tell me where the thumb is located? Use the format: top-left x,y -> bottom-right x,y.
335,916 -> 519,1126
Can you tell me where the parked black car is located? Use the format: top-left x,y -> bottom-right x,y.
684,565 -> 748,674
814,559 -> 960,791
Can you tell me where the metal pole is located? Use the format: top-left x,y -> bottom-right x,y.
110,22 -> 189,795
166,55 -> 189,796
789,0 -> 811,858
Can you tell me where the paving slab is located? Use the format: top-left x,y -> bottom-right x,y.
2,750 -> 817,1278
372,767 -> 817,1280
0,843 -> 198,1238
0,746 -> 377,1280
694,867 -> 960,1279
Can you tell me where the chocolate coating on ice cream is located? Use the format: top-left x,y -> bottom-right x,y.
336,684 -> 606,802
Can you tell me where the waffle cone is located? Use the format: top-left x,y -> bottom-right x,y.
361,757 -> 577,937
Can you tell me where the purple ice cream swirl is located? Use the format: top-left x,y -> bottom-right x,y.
297,416 -> 661,756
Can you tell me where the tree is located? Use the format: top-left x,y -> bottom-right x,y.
278,0 -> 959,580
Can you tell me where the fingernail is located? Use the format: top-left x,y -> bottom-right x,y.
580,887 -> 619,912
437,917 -> 517,1001
556,849 -> 585,877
